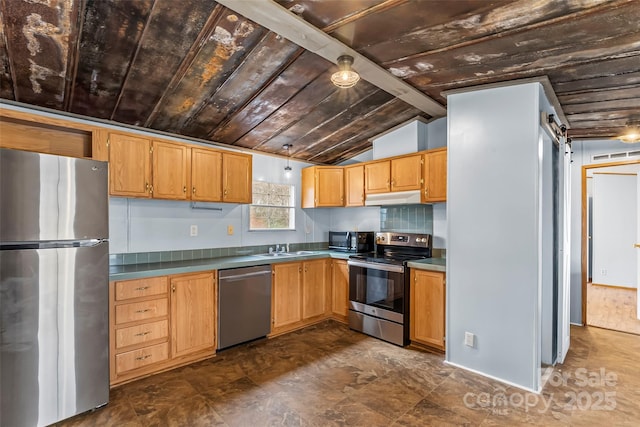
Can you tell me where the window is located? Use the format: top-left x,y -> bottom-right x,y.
250,182 -> 295,230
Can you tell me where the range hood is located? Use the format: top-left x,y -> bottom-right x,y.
364,190 -> 422,206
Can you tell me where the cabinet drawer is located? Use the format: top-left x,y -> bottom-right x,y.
115,277 -> 168,301
115,319 -> 169,349
115,298 -> 168,325
115,342 -> 169,374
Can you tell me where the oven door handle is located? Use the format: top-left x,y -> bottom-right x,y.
347,260 -> 405,273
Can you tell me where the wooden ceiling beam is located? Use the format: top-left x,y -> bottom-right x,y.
216,0 -> 446,118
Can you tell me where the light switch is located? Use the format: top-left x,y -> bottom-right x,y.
190,225 -> 198,236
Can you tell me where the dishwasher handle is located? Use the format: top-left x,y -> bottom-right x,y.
219,270 -> 272,282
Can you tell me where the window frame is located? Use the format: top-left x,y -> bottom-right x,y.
249,181 -> 296,231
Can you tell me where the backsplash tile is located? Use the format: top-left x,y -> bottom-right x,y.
110,242 -> 330,266
380,204 -> 433,234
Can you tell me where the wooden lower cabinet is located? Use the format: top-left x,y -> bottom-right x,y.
271,259 -> 329,336
109,272 -> 216,386
410,269 -> 446,351
171,272 -> 216,359
331,259 -> 349,323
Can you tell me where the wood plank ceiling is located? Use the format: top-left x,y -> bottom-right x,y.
1,0 -> 639,164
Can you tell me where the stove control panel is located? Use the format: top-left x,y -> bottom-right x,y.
375,232 -> 432,248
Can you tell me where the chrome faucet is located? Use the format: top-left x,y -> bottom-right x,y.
275,244 -> 280,253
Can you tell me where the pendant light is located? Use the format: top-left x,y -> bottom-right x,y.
619,120 -> 640,144
283,144 -> 292,178
331,55 -> 360,89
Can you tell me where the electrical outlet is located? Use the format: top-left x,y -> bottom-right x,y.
601,268 -> 607,276
227,225 -> 234,235
190,225 -> 198,237
464,332 -> 475,348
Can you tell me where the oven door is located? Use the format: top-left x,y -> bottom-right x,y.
347,259 -> 406,322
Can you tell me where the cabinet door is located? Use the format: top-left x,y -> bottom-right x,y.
191,148 -> 222,201
331,259 -> 349,321
344,164 -> 364,207
109,132 -> 151,197
170,272 -> 216,358
302,259 -> 327,320
410,269 -> 445,350
152,140 -> 190,200
423,149 -> 447,202
272,262 -> 302,329
316,167 -> 344,207
391,154 -> 422,192
222,152 -> 252,203
364,161 -> 390,194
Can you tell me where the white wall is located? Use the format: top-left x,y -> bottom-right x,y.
447,82 -> 551,392
109,153 -> 332,253
568,140 -> 640,323
592,173 -> 637,288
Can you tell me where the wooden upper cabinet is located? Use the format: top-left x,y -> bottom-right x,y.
391,154 -> 423,192
170,272 -> 216,359
109,132 -> 152,197
152,140 -> 190,200
344,164 -> 364,207
423,148 -> 447,202
222,152 -> 252,203
301,166 -> 344,208
364,160 -> 390,194
191,148 -> 222,201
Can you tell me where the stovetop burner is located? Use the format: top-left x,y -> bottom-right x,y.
349,231 -> 433,265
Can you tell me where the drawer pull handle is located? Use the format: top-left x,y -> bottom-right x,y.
134,286 -> 149,291
135,309 -> 151,313
134,331 -> 151,337
135,354 -> 152,361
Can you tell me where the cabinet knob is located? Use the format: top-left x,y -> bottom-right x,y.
145,182 -> 149,190
149,185 -> 153,194
192,187 -> 196,194
424,187 -> 429,197
171,285 -> 176,292
183,186 -> 187,193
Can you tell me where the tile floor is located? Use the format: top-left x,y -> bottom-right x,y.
56,321 -> 640,426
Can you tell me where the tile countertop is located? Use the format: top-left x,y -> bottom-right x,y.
109,250 -> 353,281
110,251 -> 447,281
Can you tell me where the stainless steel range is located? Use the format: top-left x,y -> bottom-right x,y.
347,231 -> 432,346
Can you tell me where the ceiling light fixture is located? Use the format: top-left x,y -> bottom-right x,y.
619,121 -> 640,144
283,144 -> 293,178
331,55 -> 359,89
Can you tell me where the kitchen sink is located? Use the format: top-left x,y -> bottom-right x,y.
294,251 -> 316,255
254,252 -> 295,257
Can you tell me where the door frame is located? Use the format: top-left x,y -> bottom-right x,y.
581,158 -> 640,325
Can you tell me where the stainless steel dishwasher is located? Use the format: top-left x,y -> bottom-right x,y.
218,264 -> 272,350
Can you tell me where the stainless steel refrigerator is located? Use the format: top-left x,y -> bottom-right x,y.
0,148 -> 110,426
